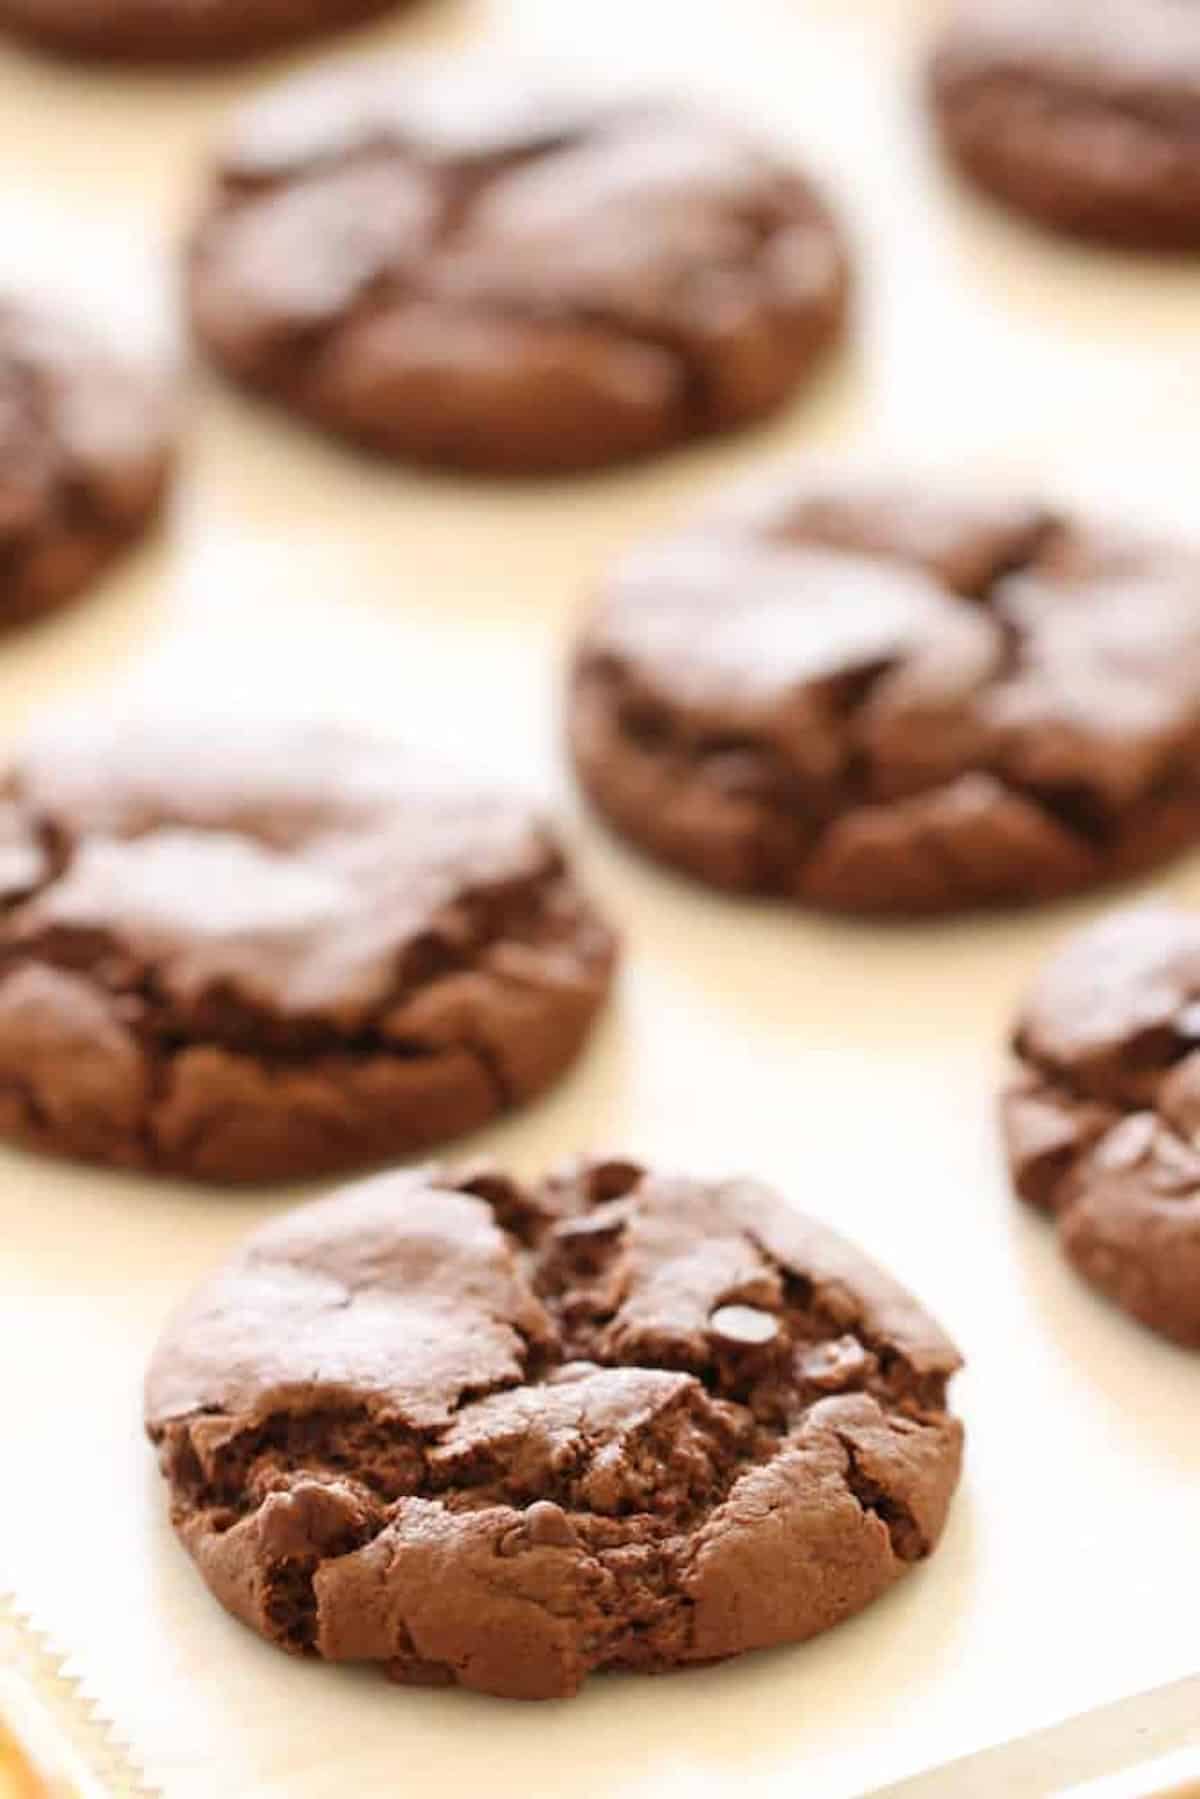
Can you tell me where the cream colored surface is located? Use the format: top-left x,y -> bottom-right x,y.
0,2 -> 1196,1795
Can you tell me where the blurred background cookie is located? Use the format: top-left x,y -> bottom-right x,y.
1005,905 -> 1200,1347
0,0 -> 412,65
0,299 -> 171,630
0,712 -> 616,1182
570,475 -> 1200,914
929,0 -> 1200,249
188,59 -> 851,474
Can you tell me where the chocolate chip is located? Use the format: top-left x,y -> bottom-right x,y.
585,1159 -> 644,1202
796,1335 -> 875,1392
554,1202 -> 629,1244
709,1304 -> 780,1346
524,1501 -> 578,1549
1093,1113 -> 1156,1172
1148,1129 -> 1200,1194
454,1165 -> 522,1208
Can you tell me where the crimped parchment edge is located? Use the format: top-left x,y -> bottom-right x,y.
0,1593 -> 160,1798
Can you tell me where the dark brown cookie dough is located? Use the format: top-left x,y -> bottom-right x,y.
569,477 -> 1200,915
0,301 -> 172,628
0,715 -> 615,1183
187,61 -> 850,474
929,0 -> 1200,249
1005,905 -> 1200,1347
145,1158 -> 964,1699
0,0 -> 408,64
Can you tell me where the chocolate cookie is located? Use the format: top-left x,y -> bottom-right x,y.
929,0 -> 1200,249
1005,906 -> 1200,1347
0,301 -> 171,628
569,477 -> 1200,915
0,715 -> 615,1183
0,0 -> 408,64
187,61 -> 850,474
145,1158 -> 964,1699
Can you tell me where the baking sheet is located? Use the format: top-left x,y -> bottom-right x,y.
0,2 -> 1197,1795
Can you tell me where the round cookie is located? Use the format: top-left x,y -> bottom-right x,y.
569,477 -> 1200,915
0,714 -> 615,1183
0,300 -> 172,628
0,0 -> 408,65
187,61 -> 850,475
145,1157 -> 964,1699
1005,905 -> 1200,1347
929,0 -> 1200,249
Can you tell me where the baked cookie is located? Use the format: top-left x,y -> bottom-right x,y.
1005,905 -> 1200,1347
929,0 -> 1200,249
188,61 -> 850,474
569,477 -> 1200,915
0,714 -> 615,1183
0,300 -> 171,628
145,1158 -> 964,1699
0,0 -> 408,65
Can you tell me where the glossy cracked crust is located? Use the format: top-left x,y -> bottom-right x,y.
145,1159 -> 964,1699
569,479 -> 1200,915
930,0 -> 1200,248
0,302 -> 171,627
188,62 -> 850,474
0,0 -> 408,64
0,716 -> 615,1183
1006,905 -> 1200,1346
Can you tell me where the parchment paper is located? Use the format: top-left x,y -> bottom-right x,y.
0,2 -> 1196,1795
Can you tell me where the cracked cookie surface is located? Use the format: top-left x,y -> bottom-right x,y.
929,0 -> 1200,248
0,714 -> 615,1183
569,477 -> 1200,914
145,1158 -> 964,1699
1005,905 -> 1200,1346
187,59 -> 850,474
0,300 -> 171,627
0,0 -> 409,64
